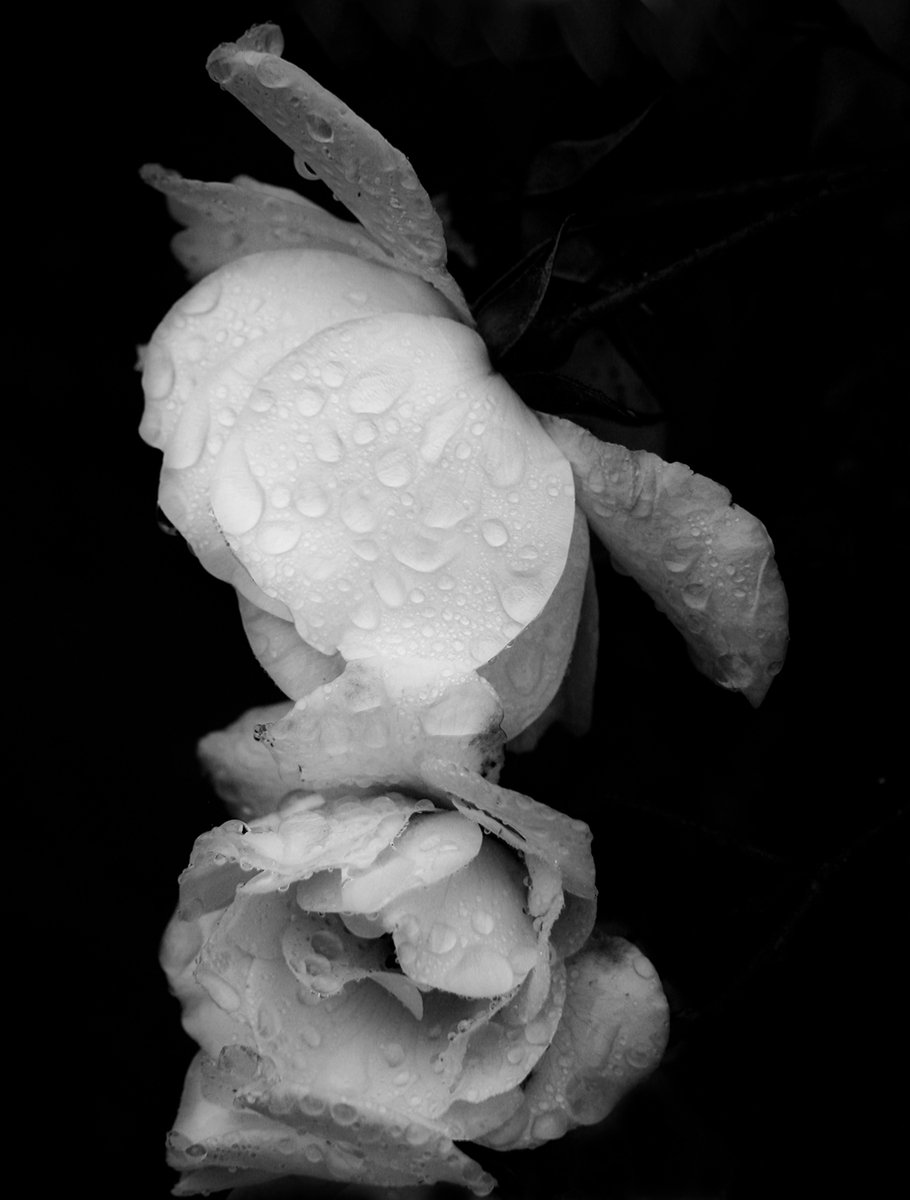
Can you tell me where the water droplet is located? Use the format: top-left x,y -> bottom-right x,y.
255,56 -> 291,87
295,388 -> 325,417
294,478 -> 330,518
314,427 -> 343,463
393,1070 -> 411,1087
185,1142 -> 208,1160
331,1101 -> 358,1126
321,361 -> 346,388
299,1024 -> 322,1049
351,599 -> 380,630
506,1046 -> 525,1065
375,446 -> 414,488
626,1046 -> 653,1069
498,582 -> 542,625
352,419 -> 378,445
409,588 -> 425,604
392,533 -> 461,573
471,911 -> 495,936
682,583 -> 710,610
294,153 -> 320,181
428,923 -> 458,955
256,520 -> 302,555
306,113 -> 335,142
353,538 -> 380,561
517,544 -> 539,560
142,345 -> 174,401
382,1042 -> 406,1067
524,1020 -> 551,1045
481,519 -> 509,548
372,568 -> 406,608
340,487 -> 378,533
164,396 -> 209,470
180,278 -> 221,316
210,440 -> 264,535
348,366 -> 412,414
632,954 -> 656,979
347,290 -> 368,305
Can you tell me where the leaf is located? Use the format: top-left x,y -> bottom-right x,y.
526,102 -> 659,195
473,219 -> 570,361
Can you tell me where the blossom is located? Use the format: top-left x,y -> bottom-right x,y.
142,22 -> 787,1196
161,779 -> 666,1195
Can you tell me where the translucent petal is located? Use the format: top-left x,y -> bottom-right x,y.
177,792 -> 432,915
141,166 -> 397,280
206,26 -> 471,321
543,414 -> 789,705
238,593 -> 344,702
257,660 -> 505,794
421,758 -> 597,899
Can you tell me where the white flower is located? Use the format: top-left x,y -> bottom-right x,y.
161,783 -> 666,1195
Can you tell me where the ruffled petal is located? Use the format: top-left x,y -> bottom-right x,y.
542,414 -> 788,705
197,702 -> 299,818
421,758 -> 597,900
206,25 -> 471,321
479,936 -> 669,1150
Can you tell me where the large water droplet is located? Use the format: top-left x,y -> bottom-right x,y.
306,113 -> 335,142
256,520 -> 302,555
164,395 -> 209,470
498,582 -> 543,625
142,345 -> 174,402
255,56 -> 291,87
372,568 -> 406,608
352,419 -> 378,446
321,361 -> 346,388
428,923 -> 458,955
295,388 -> 325,417
392,533 -> 462,573
481,519 -> 509,548
351,599 -> 380,630
314,427 -> 344,463
471,911 -> 495,936
211,439 -> 264,535
180,278 -> 221,316
340,487 -> 379,533
347,366 -> 412,414
375,446 -> 414,488
682,583 -> 710,610
294,478 -> 330,518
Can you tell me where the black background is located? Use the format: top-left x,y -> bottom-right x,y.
32,2 -> 905,1198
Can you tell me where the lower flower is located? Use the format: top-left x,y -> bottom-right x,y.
162,787 -> 669,1195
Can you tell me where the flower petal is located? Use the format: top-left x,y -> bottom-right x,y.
257,661 -> 505,794
479,508 -> 590,741
206,25 -> 471,321
141,166 -> 396,280
421,758 -> 597,899
542,414 -> 788,705
197,701 -> 299,819
480,937 -> 669,1150
238,593 -> 343,702
380,835 -> 538,998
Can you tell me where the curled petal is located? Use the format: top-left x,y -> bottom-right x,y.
207,25 -> 471,321
197,702 -> 299,819
543,415 -> 788,705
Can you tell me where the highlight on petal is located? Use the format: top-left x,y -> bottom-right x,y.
141,166 -> 395,281
206,24 -> 471,321
479,936 -> 669,1150
543,414 -> 788,705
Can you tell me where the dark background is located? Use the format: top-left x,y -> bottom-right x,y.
32,2 -> 905,1198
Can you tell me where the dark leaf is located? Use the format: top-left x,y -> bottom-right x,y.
473,218 -> 571,361
507,371 -> 665,425
526,101 -> 659,195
